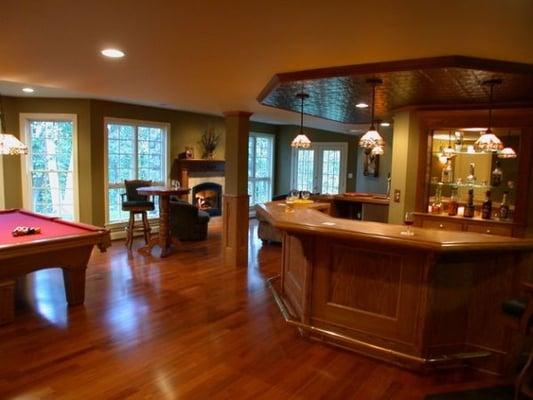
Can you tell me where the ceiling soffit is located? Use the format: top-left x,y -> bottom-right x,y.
258,56 -> 533,124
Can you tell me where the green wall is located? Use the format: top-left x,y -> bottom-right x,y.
1,96 -> 282,225
355,127 -> 393,195
275,125 -> 358,195
1,97 -> 93,221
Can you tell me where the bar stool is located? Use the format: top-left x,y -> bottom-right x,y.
121,179 -> 154,249
502,282 -> 533,399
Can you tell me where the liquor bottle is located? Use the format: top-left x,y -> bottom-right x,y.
431,183 -> 443,214
491,160 -> 503,187
441,160 -> 453,183
465,163 -> 476,185
464,189 -> 475,218
499,191 -> 510,220
448,186 -> 459,216
481,190 -> 492,220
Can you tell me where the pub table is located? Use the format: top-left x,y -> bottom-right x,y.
136,186 -> 190,257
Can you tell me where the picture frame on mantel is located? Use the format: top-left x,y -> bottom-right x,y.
363,153 -> 379,177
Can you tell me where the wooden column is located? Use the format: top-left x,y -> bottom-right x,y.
223,111 -> 252,267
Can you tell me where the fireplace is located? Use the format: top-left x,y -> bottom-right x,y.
192,182 -> 222,216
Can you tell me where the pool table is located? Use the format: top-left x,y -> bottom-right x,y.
0,209 -> 111,325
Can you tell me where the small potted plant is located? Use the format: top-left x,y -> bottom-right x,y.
200,127 -> 220,160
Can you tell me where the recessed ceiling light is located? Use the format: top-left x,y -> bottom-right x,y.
22,87 -> 35,93
355,103 -> 368,109
380,122 -> 390,127
101,48 -> 125,58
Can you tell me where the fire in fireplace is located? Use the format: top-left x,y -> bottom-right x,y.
192,182 -> 222,216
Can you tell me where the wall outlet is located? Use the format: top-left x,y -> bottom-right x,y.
347,173 -> 353,179
394,189 -> 401,203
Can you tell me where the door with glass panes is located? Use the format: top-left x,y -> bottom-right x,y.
291,143 -> 347,194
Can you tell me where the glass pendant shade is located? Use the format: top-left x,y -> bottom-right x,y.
442,145 -> 456,158
291,92 -> 312,149
360,129 -> 384,150
0,133 -> 28,155
370,144 -> 384,156
474,129 -> 503,152
475,79 -> 503,153
498,146 -> 517,159
291,133 -> 311,149
358,79 -> 385,153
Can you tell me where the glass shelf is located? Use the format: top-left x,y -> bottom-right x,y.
429,182 -> 516,190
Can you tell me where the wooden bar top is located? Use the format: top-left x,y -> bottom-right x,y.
333,193 -> 390,205
256,201 -> 533,253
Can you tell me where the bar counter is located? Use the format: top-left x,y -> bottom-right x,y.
258,201 -> 533,373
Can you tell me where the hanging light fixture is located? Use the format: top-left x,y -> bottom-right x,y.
0,94 -> 28,155
475,79 -> 503,153
359,78 -> 384,151
291,92 -> 311,149
498,131 -> 517,159
442,131 -> 456,159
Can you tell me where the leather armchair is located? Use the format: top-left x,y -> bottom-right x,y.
169,199 -> 210,241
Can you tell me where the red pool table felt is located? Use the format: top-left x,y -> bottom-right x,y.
0,209 -> 93,246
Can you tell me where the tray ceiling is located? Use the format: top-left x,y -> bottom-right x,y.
258,56 -> 533,124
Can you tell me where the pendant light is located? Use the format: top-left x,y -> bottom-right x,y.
498,131 -> 517,159
291,93 -> 311,149
0,94 -> 27,155
442,131 -> 456,159
475,79 -> 503,153
359,79 -> 384,151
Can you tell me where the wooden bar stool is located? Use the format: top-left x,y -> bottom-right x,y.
502,282 -> 533,399
121,180 -> 154,249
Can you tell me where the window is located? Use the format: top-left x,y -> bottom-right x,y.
105,119 -> 169,224
291,142 -> 347,194
248,133 -> 274,206
20,114 -> 78,220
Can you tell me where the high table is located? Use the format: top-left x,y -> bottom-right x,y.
257,201 -> 533,374
136,186 -> 190,257
0,209 -> 110,325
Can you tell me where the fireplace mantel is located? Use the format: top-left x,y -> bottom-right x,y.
170,159 -> 225,197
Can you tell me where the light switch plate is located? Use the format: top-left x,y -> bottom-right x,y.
394,189 -> 401,202
347,173 -> 353,179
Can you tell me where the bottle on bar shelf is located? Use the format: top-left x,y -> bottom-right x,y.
491,160 -> 503,187
448,185 -> 459,216
464,189 -> 475,218
431,182 -> 443,214
481,190 -> 492,220
466,163 -> 476,185
499,191 -> 510,220
441,159 -> 453,184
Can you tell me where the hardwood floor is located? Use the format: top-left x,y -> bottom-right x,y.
0,219 -> 507,399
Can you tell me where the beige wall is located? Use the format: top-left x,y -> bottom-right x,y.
388,110 -> 421,225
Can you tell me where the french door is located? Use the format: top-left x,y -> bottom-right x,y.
20,114 -> 78,221
291,142 -> 347,194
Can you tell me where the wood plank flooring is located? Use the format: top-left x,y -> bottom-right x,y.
0,219 -> 507,399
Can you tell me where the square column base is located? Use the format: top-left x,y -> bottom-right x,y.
223,194 -> 249,268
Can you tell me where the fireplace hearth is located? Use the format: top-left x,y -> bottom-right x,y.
192,182 -> 222,216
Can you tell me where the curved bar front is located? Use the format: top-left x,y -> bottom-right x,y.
258,201 -> 533,373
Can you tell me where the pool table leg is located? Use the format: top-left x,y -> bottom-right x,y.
62,268 -> 87,306
0,279 -> 15,325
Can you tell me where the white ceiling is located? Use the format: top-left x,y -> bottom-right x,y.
1,1 -> 532,134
